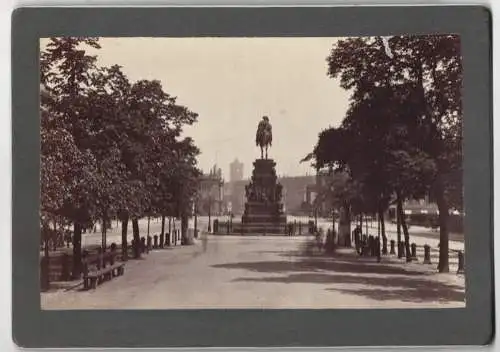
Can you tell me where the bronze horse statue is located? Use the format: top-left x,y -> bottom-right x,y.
256,116 -> 272,159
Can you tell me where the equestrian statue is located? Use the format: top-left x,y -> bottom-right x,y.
256,115 -> 273,159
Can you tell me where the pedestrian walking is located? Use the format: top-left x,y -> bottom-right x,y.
353,226 -> 362,254
202,232 -> 208,252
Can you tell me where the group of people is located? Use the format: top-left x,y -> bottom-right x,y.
353,226 -> 366,254
352,225 -> 381,256
314,227 -> 337,252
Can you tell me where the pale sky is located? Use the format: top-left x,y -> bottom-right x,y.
43,37 -> 351,179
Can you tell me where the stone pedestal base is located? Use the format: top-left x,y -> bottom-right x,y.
241,159 -> 287,234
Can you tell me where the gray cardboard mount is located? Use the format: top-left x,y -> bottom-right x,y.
11,6 -> 493,348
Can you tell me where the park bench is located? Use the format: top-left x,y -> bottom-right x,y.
82,247 -> 125,290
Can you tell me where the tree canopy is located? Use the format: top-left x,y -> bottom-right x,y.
306,35 -> 463,271
40,37 -> 202,270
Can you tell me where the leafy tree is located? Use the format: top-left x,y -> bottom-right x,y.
41,37 -> 102,277
384,35 -> 463,271
318,35 -> 462,271
40,37 -> 203,275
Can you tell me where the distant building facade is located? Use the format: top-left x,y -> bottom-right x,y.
224,179 -> 247,215
304,170 -> 331,216
198,165 -> 224,216
230,158 -> 244,182
224,159 -> 246,215
278,175 -> 315,214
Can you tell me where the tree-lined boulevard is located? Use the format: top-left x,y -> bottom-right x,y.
40,35 -> 465,308
42,234 -> 464,310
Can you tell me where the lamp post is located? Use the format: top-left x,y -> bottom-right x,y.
193,196 -> 198,239
314,207 -> 318,232
218,177 -> 224,216
208,196 -> 212,233
332,208 -> 336,236
377,212 -> 381,262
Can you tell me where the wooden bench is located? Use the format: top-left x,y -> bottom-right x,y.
82,247 -> 125,290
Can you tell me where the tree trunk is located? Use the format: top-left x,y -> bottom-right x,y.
377,214 -> 380,237
359,213 -> 363,234
72,222 -> 82,279
121,214 -> 129,261
338,204 -> 351,247
378,207 -> 388,255
101,215 -> 107,253
436,175 -> 450,272
52,221 -> 57,251
396,202 -> 402,258
181,212 -> 190,245
345,206 -> 351,246
314,208 -> 318,230
365,215 -> 368,235
332,210 -> 335,234
147,216 -> 150,237
168,216 -> 172,235
396,192 -> 411,262
132,218 -> 140,259
161,214 -> 165,235
194,204 -> 198,238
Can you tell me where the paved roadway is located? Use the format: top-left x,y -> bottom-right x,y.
42,233 -> 465,310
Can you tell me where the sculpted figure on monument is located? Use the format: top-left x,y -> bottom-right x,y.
256,186 -> 263,202
245,183 -> 251,201
246,183 -> 256,201
262,191 -> 268,204
256,116 -> 273,159
275,183 -> 283,202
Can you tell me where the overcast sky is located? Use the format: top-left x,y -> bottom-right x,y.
43,37 -> 351,179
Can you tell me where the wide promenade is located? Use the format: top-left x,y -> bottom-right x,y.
42,232 -> 465,310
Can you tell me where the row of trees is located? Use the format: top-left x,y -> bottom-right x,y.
40,37 -> 201,277
304,35 -> 462,272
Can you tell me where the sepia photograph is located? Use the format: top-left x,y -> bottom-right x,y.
39,35 -> 465,310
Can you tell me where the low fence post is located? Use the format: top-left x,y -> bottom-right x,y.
390,240 -> 396,255
411,243 -> 418,261
423,244 -> 432,264
457,251 -> 465,274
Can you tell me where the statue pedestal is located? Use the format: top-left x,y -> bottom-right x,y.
241,159 -> 287,234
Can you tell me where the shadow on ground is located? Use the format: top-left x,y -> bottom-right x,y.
212,258 -> 427,276
232,273 -> 464,303
330,286 -> 465,304
212,239 -> 465,304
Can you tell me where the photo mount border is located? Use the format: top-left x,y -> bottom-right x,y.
11,6 -> 493,348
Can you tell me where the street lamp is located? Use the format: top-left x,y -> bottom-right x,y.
377,212 -> 381,262
314,205 -> 318,232
218,177 -> 224,216
208,195 -> 212,233
332,208 -> 336,236
193,195 -> 198,239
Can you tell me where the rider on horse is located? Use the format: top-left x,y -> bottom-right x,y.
256,116 -> 272,159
